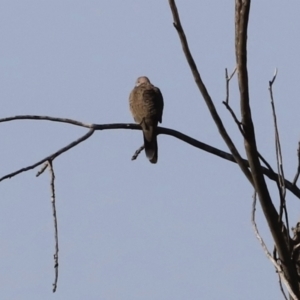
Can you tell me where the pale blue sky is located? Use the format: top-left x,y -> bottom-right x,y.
1,1 -> 300,299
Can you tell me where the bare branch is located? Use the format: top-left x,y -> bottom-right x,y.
221,111 -> 277,182
0,115 -> 93,129
269,68 -> 286,198
0,118 -> 300,198
269,68 -> 278,85
36,162 -> 48,177
223,100 -> 244,136
236,0 -> 299,296
225,67 -> 237,105
223,69 -> 275,174
131,145 -> 144,161
47,160 -> 59,293
36,160 -> 59,292
225,66 -> 289,246
268,69 -> 289,241
168,0 -> 253,186
292,142 -> 300,186
278,275 -> 289,300
252,192 -> 298,300
223,67 -> 243,133
251,193 -> 272,257
223,103 -> 274,174
0,128 -> 95,181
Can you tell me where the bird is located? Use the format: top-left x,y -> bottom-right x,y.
129,76 -> 164,164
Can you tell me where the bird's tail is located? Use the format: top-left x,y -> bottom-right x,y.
142,126 -> 158,164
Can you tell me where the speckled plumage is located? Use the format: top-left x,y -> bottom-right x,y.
129,76 -> 164,163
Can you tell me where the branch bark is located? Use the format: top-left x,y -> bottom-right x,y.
235,0 -> 299,297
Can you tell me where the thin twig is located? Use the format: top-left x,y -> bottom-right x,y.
269,68 -> 284,195
223,71 -> 276,175
257,154 -> 274,173
47,160 -> 59,293
223,67 -> 244,134
223,100 -> 244,135
269,68 -> 278,85
36,162 -> 48,177
292,141 -> 300,186
225,67 -> 237,104
223,101 -> 274,173
278,274 -> 289,300
252,192 -> 297,300
268,69 -> 289,236
131,145 -> 144,161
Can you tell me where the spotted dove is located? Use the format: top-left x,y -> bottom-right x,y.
129,76 -> 164,164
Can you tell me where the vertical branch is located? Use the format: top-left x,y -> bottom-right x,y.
225,67 -> 237,105
36,161 -> 59,292
268,70 -> 289,236
48,160 -> 59,293
235,0 -> 299,296
292,142 -> 300,186
252,193 -> 295,300
269,69 -> 286,198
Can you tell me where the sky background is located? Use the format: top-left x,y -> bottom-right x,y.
0,1 -> 300,299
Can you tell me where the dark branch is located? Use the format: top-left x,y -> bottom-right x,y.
131,145 -> 144,161
235,0 -> 299,296
0,115 -> 93,128
223,68 -> 275,174
223,90 -> 276,175
224,67 -> 237,105
47,160 -> 59,293
36,162 -> 48,177
268,69 -> 289,238
0,116 -> 300,199
269,68 -> 285,197
252,192 -> 295,300
0,128 -> 95,181
293,142 -> 300,186
168,0 -> 253,186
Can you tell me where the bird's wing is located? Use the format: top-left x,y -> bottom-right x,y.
141,84 -> 164,124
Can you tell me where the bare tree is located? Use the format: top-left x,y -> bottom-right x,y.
1,1 -> 300,298
168,0 -> 300,299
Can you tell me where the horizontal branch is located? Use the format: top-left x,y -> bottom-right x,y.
0,115 -> 299,198
0,115 -> 93,128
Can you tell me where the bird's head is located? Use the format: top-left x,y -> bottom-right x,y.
135,76 -> 151,87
